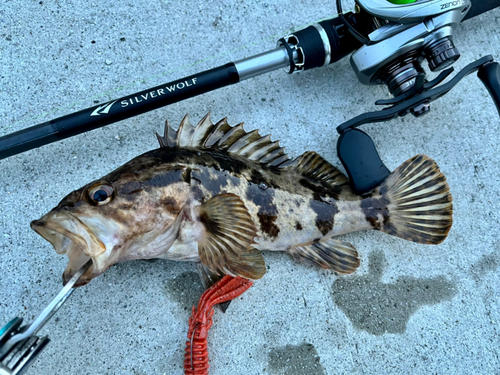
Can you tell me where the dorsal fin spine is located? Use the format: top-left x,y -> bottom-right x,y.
157,113 -> 291,168
204,118 -> 231,148
217,123 -> 245,149
176,114 -> 196,147
227,130 -> 261,153
156,131 -> 166,148
249,140 -> 281,161
259,146 -> 286,164
240,134 -> 272,159
189,112 -> 213,146
166,119 -> 178,147
269,154 -> 290,167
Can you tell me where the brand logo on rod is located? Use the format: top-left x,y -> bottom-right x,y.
90,100 -> 118,116
120,78 -> 198,108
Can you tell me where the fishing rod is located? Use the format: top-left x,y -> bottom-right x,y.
1,1 -> 500,195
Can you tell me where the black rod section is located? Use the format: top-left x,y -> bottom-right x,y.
0,64 -> 239,160
463,0 -> 500,21
2,6 -> 498,161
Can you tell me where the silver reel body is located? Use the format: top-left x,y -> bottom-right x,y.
351,0 -> 471,95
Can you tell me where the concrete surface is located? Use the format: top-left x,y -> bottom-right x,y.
1,1 -> 499,374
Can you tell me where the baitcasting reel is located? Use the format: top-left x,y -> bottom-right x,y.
352,0 -> 470,99
279,0 -> 499,192
331,0 -> 500,193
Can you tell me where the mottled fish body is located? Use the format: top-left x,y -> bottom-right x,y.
31,114 -> 453,286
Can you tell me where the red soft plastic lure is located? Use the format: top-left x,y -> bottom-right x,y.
184,275 -> 253,375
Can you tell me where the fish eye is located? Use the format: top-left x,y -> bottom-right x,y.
88,183 -> 114,206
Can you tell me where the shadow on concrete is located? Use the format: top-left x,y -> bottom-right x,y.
268,342 -> 325,375
331,250 -> 457,335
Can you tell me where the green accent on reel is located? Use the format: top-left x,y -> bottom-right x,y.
387,0 -> 418,4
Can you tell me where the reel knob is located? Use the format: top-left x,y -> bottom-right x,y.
337,128 -> 390,194
426,37 -> 461,71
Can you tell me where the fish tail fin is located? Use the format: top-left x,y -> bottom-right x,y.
371,154 -> 453,244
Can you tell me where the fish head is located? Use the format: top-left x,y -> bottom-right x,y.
31,155 -> 192,287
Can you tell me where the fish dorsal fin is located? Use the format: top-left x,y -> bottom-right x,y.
156,114 -> 199,148
289,151 -> 353,196
156,113 -> 290,167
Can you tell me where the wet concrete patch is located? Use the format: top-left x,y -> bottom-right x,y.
470,252 -> 500,283
268,343 -> 325,375
331,250 -> 457,335
165,271 -> 205,312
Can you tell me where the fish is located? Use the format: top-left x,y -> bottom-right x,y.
31,114 -> 453,288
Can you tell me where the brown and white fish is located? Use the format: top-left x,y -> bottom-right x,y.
31,114 -> 453,287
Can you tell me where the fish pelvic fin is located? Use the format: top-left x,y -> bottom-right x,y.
197,193 -> 266,280
288,238 -> 360,274
366,154 -> 453,244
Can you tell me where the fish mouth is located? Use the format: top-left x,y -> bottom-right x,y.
31,212 -> 107,287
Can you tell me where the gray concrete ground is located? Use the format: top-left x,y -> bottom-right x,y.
1,1 -> 500,374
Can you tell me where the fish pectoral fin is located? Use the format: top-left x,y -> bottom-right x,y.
196,263 -> 231,312
196,262 -> 223,289
197,193 -> 266,280
227,247 -> 267,280
287,151 -> 354,197
288,238 -> 360,274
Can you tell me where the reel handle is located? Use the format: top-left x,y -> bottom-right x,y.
478,62 -> 500,117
